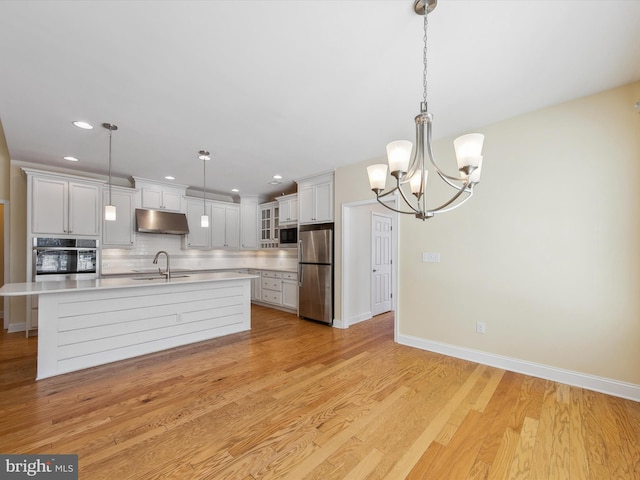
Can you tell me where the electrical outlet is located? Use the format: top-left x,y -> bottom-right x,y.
422,252 -> 441,263
476,321 -> 486,334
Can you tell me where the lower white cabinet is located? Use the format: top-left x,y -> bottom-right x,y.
253,270 -> 298,312
282,272 -> 298,310
248,270 -> 262,301
261,271 -> 283,304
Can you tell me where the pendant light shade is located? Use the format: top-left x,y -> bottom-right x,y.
104,204 -> 117,221
102,123 -> 118,222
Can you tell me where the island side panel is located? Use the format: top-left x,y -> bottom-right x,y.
36,279 -> 252,379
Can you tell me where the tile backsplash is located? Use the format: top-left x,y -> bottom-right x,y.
101,233 -> 297,274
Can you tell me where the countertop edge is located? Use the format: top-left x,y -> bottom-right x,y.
0,272 -> 258,296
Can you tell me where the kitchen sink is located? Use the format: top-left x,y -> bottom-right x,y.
131,275 -> 190,280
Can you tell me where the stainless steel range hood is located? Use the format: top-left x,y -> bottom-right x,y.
135,209 -> 190,235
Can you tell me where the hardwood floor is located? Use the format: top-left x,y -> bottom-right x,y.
1,305 -> 639,479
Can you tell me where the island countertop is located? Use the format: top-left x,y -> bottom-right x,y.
0,271 -> 258,297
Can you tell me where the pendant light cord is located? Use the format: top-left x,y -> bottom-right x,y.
108,129 -> 113,205
422,8 -> 428,112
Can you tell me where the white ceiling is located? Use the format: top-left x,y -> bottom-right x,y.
1,0 -> 639,199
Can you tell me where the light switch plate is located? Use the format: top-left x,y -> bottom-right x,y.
422,252 -> 441,263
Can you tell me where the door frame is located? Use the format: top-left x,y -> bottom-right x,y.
341,197 -> 398,335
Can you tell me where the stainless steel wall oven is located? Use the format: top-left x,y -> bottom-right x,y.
32,237 -> 99,281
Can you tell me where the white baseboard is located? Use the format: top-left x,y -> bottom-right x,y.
7,322 -> 26,333
398,333 -> 640,402
347,312 -> 372,327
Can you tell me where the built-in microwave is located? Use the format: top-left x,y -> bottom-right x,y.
279,227 -> 298,245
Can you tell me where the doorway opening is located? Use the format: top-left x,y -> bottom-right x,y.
341,198 -> 398,332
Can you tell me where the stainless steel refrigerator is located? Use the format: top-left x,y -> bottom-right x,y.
298,223 -> 333,325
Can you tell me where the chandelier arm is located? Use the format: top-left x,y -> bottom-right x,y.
424,121 -> 468,186
431,189 -> 474,214
402,119 -> 425,184
376,195 -> 421,216
374,178 -> 422,216
433,169 -> 473,193
428,182 -> 472,214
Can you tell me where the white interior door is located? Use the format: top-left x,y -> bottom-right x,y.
371,213 -> 392,316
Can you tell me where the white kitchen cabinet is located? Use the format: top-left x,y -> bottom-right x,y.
240,196 -> 259,249
248,269 -> 262,301
30,173 -> 101,236
185,198 -> 210,248
277,194 -> 298,225
282,272 -> 298,310
259,202 -> 279,248
253,270 -> 298,312
184,198 -> 240,249
211,202 -> 240,248
297,172 -> 333,224
261,271 -> 283,305
102,187 -> 136,247
132,177 -> 187,212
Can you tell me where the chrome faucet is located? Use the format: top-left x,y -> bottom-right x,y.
153,250 -> 171,280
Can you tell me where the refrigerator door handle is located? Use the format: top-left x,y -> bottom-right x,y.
298,240 -> 303,286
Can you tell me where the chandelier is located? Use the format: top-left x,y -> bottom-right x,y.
367,0 -> 485,220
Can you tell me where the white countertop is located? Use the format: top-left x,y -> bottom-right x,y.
0,271 -> 258,297
101,267 -> 297,277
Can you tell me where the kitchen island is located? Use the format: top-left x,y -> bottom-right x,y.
0,272 -> 256,379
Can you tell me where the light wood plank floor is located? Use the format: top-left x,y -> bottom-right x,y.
1,305 -> 639,479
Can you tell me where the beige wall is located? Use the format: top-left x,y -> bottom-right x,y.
0,120 -> 9,200
1,120 -> 9,316
8,164 -> 27,325
336,81 -> 640,385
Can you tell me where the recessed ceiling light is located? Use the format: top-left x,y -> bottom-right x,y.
273,174 -> 283,180
164,176 -> 175,180
63,156 -> 79,162
269,180 -> 282,185
231,188 -> 239,193
72,121 -> 93,130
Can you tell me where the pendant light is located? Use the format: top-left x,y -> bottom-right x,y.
198,150 -> 210,227
102,123 -> 118,221
367,0 -> 485,220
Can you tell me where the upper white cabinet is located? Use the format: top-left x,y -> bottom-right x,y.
185,198 -> 210,248
132,177 -> 187,212
259,202 -> 279,248
240,195 -> 259,249
297,172 -> 334,224
102,187 -> 136,247
185,198 -> 240,249
27,170 -> 102,236
212,202 -> 240,248
277,194 -> 298,225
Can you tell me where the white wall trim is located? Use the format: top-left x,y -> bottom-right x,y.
7,322 -> 26,333
398,333 -> 640,402
348,312 -> 373,326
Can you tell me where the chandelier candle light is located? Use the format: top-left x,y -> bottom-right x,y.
199,150 -> 211,228
367,0 -> 485,220
103,123 -> 118,222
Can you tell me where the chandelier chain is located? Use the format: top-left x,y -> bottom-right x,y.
422,8 -> 428,110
